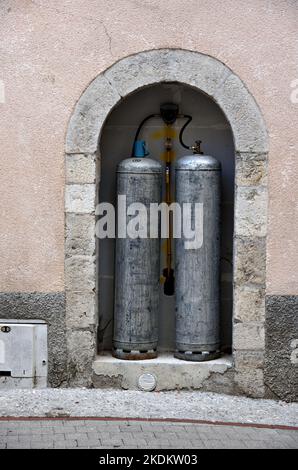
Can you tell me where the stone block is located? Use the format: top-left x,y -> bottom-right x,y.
214,73 -> 268,153
66,75 -> 120,154
234,350 -> 264,369
235,368 -> 265,398
234,285 -> 265,322
65,255 -> 96,292
233,322 -> 265,350
66,291 -> 96,329
65,213 -> 95,257
104,49 -> 230,101
65,184 -> 95,214
65,153 -> 96,184
67,330 -> 95,386
235,187 -> 267,237
236,152 -> 267,186
234,236 -> 266,286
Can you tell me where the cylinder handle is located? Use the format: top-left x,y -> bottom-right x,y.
133,140 -> 149,158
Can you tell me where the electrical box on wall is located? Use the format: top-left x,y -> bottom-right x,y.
0,319 -> 47,389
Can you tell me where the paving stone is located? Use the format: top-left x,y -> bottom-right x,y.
76,438 -> 101,447
0,418 -> 297,449
30,441 -> 54,449
218,440 -> 248,449
8,443 -> 30,449
67,432 -> 88,440
54,440 -> 77,448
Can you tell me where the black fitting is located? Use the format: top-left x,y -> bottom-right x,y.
160,103 -> 179,125
163,268 -> 175,296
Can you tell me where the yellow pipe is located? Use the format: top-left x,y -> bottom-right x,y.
165,130 -> 172,278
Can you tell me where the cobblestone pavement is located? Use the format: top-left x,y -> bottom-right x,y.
0,419 -> 297,449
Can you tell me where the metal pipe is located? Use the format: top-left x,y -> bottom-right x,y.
163,132 -> 175,296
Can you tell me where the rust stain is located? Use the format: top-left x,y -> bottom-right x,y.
112,350 -> 157,360
151,126 -> 177,141
161,240 -> 167,254
160,149 -> 177,162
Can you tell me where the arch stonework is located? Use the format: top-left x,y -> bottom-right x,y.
65,49 -> 268,397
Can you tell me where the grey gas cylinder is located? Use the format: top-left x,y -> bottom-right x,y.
175,154 -> 221,361
113,156 -> 162,360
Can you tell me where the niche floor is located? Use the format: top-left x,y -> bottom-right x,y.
92,353 -> 232,391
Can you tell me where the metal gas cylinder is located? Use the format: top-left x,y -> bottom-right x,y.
113,141 -> 162,360
175,154 -> 221,361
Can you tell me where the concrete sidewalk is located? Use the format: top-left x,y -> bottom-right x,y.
0,389 -> 297,426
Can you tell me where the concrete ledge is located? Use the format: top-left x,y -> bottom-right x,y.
92,353 -> 233,391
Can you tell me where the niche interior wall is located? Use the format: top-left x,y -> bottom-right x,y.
65,49 -> 268,397
98,83 -> 234,354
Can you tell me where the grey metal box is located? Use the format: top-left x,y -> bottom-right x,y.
0,319 -> 47,389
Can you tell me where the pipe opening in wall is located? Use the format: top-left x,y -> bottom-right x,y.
97,82 -> 234,358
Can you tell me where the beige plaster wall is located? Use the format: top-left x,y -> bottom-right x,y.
0,0 -> 297,294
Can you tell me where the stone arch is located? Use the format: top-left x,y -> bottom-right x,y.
65,49 -> 268,396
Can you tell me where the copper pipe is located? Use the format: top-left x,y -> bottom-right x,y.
165,137 -> 172,276
163,131 -> 175,295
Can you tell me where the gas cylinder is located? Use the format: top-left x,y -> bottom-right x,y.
175,154 -> 221,361
113,141 -> 162,360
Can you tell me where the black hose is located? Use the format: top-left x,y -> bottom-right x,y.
179,115 -> 193,150
131,114 -> 160,157
132,112 -> 194,155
